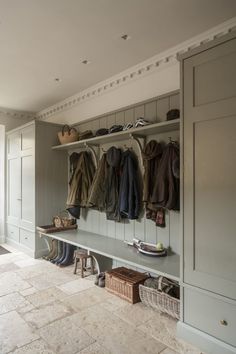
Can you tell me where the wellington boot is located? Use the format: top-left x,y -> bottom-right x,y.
48,240 -> 58,261
51,241 -> 63,264
55,242 -> 67,265
59,244 -> 76,267
44,239 -> 56,260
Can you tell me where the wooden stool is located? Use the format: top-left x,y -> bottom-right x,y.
73,249 -> 95,278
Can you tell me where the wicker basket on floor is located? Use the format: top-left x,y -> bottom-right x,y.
105,267 -> 149,304
139,284 -> 180,319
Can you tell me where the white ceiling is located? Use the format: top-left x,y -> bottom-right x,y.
1,0 -> 236,113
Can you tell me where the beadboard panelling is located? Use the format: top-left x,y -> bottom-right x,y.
73,91 -> 180,257
74,91 -> 179,132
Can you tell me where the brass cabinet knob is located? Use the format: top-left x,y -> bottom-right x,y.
220,320 -> 228,326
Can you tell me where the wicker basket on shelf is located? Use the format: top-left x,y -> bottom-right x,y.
57,125 -> 79,145
53,211 -> 76,228
139,284 -> 180,319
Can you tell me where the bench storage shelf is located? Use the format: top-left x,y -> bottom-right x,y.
39,229 -> 180,281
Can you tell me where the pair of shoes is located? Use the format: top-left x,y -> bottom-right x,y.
95,272 -> 105,287
123,122 -> 133,131
134,117 -> 150,128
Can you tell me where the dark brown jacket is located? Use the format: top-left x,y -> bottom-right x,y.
142,140 -> 163,208
151,142 -> 180,210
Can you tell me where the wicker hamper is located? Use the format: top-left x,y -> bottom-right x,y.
105,267 -> 149,304
139,284 -> 180,319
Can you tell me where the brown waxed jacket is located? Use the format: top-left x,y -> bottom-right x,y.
67,151 -> 95,209
88,153 -> 107,210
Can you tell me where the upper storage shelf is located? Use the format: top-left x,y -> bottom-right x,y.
52,119 -> 180,150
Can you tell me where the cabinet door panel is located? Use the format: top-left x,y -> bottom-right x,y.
20,154 -> 35,230
183,37 -> 236,299
7,132 -> 20,158
21,125 -> 34,151
7,158 -> 21,225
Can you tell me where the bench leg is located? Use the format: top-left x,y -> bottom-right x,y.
74,258 -> 78,274
81,258 -> 84,278
90,256 -> 95,275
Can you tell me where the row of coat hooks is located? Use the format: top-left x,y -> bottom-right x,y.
77,135 -> 178,168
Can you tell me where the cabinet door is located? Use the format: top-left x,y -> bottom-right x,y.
183,37 -> 236,299
7,157 -> 21,226
7,131 -> 20,158
19,125 -> 35,231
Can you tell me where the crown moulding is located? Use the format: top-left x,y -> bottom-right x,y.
36,17 -> 236,121
0,108 -> 35,120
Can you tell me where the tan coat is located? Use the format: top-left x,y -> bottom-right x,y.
67,152 -> 95,208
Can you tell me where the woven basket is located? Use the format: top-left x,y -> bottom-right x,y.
53,211 -> 76,228
105,267 -> 149,304
57,125 -> 79,145
139,284 -> 180,319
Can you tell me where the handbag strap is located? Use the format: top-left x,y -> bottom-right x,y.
61,125 -> 71,136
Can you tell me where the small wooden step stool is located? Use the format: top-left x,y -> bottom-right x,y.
73,249 -> 95,278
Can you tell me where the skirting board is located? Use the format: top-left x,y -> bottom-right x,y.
6,238 -> 35,258
177,321 -> 236,354
6,238 -> 48,259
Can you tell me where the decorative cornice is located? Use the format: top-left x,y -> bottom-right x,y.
37,17 -> 236,121
0,107 -> 35,120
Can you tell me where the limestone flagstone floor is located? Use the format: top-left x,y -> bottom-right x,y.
0,244 -> 205,354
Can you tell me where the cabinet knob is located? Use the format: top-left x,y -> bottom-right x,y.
24,237 -> 28,240
220,320 -> 228,326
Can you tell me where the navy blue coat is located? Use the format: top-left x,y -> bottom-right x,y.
119,150 -> 140,219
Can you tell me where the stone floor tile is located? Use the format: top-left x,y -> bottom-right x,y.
0,292 -> 29,315
100,292 -> 130,312
14,258 -> 43,268
62,286 -> 111,311
69,305 -> 166,354
76,342 -> 112,354
0,262 -> 20,274
27,274 -> 53,290
113,301 -> 157,326
0,272 -> 31,296
16,263 -> 56,280
22,300 -> 74,329
57,278 -> 95,295
0,310 -> 39,353
138,311 -> 202,354
17,300 -> 35,315
160,348 -> 179,354
20,287 -> 38,297
26,287 -> 67,307
10,338 -> 56,354
38,316 -> 95,354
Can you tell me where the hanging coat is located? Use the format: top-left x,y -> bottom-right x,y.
67,151 -> 95,218
119,150 -> 140,219
105,146 -> 122,221
88,153 -> 107,211
142,140 -> 163,208
151,142 -> 180,210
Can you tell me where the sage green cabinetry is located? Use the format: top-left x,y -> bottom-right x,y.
6,121 -> 68,257
179,32 -> 236,354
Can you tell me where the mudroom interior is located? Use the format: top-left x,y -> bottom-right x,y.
0,1 -> 236,354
